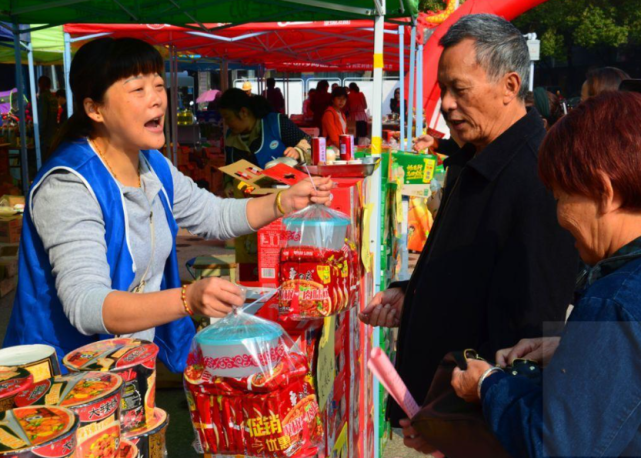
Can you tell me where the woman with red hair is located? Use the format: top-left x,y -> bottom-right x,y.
451,91 -> 641,457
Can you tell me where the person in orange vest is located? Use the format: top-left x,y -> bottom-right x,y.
321,87 -> 348,148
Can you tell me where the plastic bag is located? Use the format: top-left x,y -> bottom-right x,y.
183,292 -> 323,458
278,205 -> 359,320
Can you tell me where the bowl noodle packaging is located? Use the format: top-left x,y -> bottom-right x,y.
278,205 -> 357,320
0,345 -> 61,383
0,406 -> 79,458
124,407 -> 168,458
15,372 -> 124,458
183,292 -> 323,458
62,339 -> 158,434
0,367 -> 33,413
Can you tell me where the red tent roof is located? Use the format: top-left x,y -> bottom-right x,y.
65,18 -> 429,72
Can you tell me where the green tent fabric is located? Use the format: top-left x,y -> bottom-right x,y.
0,0 -> 417,26
0,25 -> 65,64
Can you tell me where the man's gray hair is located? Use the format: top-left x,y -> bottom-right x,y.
440,14 -> 530,100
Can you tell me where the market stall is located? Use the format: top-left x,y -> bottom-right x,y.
1,1 -> 420,457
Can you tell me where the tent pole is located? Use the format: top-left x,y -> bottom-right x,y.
13,24 -> 30,196
221,59 -> 229,92
371,15 -> 385,156
371,7 -> 385,458
416,42 -> 424,139
63,32 -> 73,118
398,25 -> 405,149
27,41 -> 42,170
406,26 -> 416,149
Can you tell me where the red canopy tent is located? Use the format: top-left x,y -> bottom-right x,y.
65,18 -> 426,72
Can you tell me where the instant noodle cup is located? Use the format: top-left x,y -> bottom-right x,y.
195,322 -> 284,379
63,339 -> 158,434
124,408 -> 168,458
283,205 -> 350,252
0,345 -> 61,383
116,440 -> 138,458
0,367 -> 32,413
15,372 -> 124,458
0,406 -> 79,458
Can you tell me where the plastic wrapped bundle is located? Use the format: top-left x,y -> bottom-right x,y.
278,205 -> 358,319
183,295 -> 323,458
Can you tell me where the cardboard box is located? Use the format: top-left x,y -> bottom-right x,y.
0,215 -> 22,244
391,152 -> 438,184
257,218 -> 286,287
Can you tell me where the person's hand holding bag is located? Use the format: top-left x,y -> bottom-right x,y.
279,176 -> 333,212
185,277 -> 245,318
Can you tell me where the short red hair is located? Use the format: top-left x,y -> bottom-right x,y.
539,91 -> 641,210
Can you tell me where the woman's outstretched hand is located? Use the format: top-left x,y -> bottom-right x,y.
281,177 -> 333,213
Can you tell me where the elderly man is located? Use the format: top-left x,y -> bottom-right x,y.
359,14 -> 578,453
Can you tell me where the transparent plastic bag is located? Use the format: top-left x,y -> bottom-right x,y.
278,205 -> 359,320
183,292 -> 323,458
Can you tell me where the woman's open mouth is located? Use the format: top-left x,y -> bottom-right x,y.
144,116 -> 163,133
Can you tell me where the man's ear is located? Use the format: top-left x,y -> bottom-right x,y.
503,71 -> 522,105
84,98 -> 102,123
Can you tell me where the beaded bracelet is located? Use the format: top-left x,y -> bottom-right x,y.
181,284 -> 194,316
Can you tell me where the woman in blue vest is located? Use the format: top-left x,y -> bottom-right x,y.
220,88 -> 312,168
3,37 -> 332,373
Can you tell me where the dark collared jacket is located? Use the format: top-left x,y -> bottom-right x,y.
389,109 -> 579,425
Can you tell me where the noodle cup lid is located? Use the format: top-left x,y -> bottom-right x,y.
0,406 -> 78,453
0,345 -> 56,367
117,439 -> 138,458
196,323 -> 282,347
15,372 -> 123,409
63,338 -> 158,372
124,408 -> 168,438
0,367 -> 32,400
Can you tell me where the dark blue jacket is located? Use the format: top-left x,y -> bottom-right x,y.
482,243 -> 641,457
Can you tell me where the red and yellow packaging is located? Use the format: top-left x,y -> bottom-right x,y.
184,353 -> 322,458
63,339 -> 158,433
0,367 -> 32,413
0,406 -> 79,457
15,372 -> 123,458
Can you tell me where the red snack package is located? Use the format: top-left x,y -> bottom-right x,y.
183,295 -> 323,458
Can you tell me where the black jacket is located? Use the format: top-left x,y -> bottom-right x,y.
389,109 -> 579,425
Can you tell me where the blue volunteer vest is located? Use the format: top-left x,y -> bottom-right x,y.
4,138 -> 195,373
225,112 -> 287,168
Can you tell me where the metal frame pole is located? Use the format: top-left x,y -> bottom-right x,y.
371,15 -> 385,156
406,26 -> 416,149
13,24 -> 30,195
371,6 -> 385,458
415,42 -> 424,138
26,41 -> 42,169
63,32 -> 73,118
398,26 -> 405,149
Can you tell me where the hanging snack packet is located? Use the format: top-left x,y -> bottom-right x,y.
183,292 -> 323,458
278,205 -> 357,319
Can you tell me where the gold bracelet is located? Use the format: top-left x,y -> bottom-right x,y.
276,191 -> 287,215
181,284 -> 194,316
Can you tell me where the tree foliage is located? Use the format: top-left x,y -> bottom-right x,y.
419,0 -> 641,60
514,0 -> 640,59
